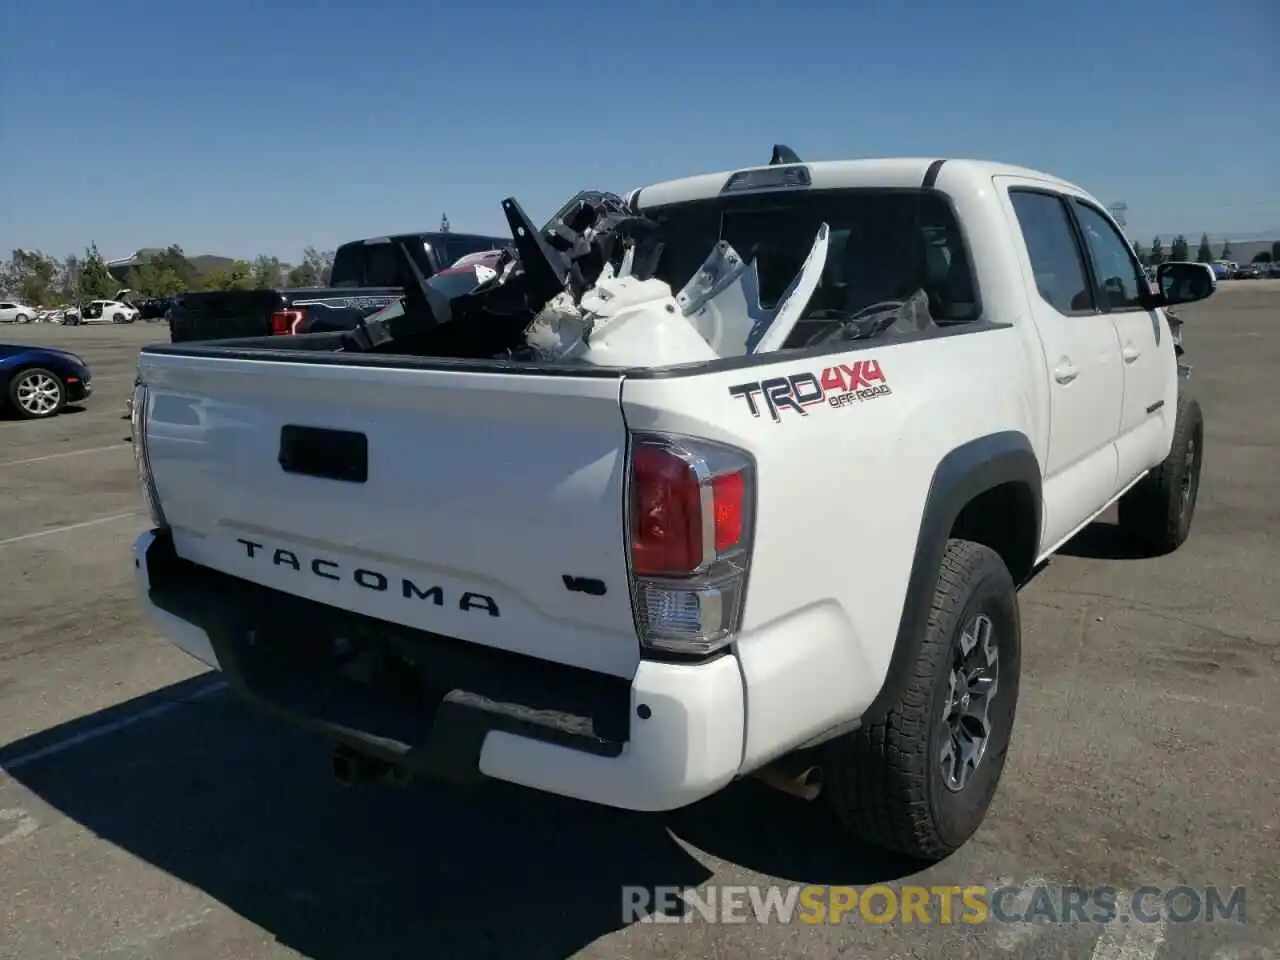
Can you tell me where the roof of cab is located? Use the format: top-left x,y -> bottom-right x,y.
631,157 -> 1089,210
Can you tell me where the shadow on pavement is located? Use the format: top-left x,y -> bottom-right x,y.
1056,520 -> 1152,561
1,674 -> 921,959
0,403 -> 87,421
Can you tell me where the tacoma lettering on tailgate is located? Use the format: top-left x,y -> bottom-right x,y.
728,359 -> 891,422
235,538 -> 500,617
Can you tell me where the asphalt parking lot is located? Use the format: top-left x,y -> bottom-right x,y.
1,291 -> 1277,960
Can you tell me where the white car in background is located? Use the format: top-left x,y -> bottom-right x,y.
78,299 -> 139,324
0,300 -> 36,323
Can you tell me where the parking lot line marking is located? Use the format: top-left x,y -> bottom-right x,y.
0,680 -> 228,774
0,443 -> 130,468
0,511 -> 142,547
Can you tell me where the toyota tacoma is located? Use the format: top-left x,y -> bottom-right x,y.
128,149 -> 1214,860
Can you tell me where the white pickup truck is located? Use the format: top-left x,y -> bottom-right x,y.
129,154 -> 1215,861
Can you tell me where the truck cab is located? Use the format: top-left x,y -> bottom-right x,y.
328,232 -> 508,289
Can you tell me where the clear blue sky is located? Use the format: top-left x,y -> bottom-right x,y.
2,0 -> 1276,263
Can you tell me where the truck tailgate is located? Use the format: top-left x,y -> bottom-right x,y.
138,354 -> 641,678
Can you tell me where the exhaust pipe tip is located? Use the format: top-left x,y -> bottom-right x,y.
331,746 -> 407,787
754,763 -> 823,801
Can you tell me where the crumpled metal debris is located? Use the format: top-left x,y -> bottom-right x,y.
522,221 -> 832,366
347,186 -> 929,365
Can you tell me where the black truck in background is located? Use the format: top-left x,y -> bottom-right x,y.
166,231 -> 507,343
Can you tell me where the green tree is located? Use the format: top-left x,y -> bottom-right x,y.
4,249 -> 61,305
1150,236 -> 1164,264
119,245 -> 198,298
1220,240 -> 1233,261
146,246 -> 199,290
133,261 -> 188,297
285,261 -> 319,287
250,255 -> 283,289
1253,251 -> 1272,263
58,255 -> 82,302
285,246 -> 333,287
201,260 -> 255,291
1271,240 -> 1280,262
78,245 -> 117,301
1195,233 -> 1213,263
1170,235 -> 1190,261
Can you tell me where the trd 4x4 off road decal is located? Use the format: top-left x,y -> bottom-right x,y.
728,359 -> 891,422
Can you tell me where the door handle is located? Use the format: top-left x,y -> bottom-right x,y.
1122,344 -> 1141,363
1054,360 -> 1078,384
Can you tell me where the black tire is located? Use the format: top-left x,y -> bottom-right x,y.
1117,392 -> 1204,556
822,539 -> 1021,861
6,367 -> 66,420
15,313 -> 29,324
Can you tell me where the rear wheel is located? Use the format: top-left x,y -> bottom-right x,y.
823,539 -> 1021,861
7,368 -> 66,419
1117,392 -> 1203,555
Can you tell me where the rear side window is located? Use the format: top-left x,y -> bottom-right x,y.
329,243 -> 366,287
1071,200 -> 1147,311
363,243 -> 405,287
330,241 -> 412,288
1009,190 -> 1094,315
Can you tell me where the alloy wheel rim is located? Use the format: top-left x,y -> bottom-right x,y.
940,613 -> 999,792
16,373 -> 60,415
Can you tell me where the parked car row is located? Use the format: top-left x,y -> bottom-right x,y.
1142,260 -> 1278,282
0,299 -> 144,324
1227,261 -> 1273,279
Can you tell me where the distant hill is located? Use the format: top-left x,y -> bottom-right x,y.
187,254 -> 237,276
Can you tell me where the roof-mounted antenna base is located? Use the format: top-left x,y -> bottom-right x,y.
770,144 -> 801,165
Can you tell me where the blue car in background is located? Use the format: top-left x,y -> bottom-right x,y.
0,343 -> 93,419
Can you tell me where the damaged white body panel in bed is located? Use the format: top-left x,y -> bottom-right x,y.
523,222 -> 831,366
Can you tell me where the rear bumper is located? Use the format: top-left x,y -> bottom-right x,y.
132,528 -> 746,811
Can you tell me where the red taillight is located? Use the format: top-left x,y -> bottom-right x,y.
630,444 -> 703,577
629,441 -> 750,577
712,471 -> 745,551
270,309 -> 305,335
626,433 -> 755,656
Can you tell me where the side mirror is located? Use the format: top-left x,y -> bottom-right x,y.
1157,261 -> 1216,306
